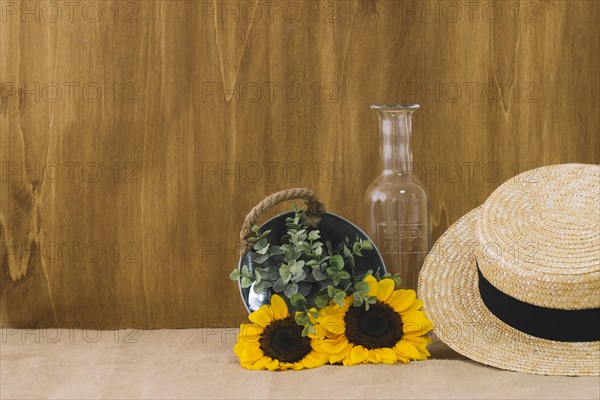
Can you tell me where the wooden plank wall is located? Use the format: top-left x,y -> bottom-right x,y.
1,0 -> 598,329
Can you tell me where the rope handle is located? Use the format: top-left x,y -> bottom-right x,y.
240,188 -> 326,255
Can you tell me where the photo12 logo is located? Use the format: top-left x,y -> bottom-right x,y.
200,1 -> 339,24
201,161 -> 339,184
400,1 -> 549,24
0,1 -> 140,24
201,81 -> 340,104
1,325 -> 140,344
0,82 -> 140,104
2,241 -> 141,265
399,81 -> 541,104
1,161 -> 140,184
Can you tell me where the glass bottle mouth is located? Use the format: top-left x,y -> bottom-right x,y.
370,104 -> 420,111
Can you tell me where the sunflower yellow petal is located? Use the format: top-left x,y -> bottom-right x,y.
414,343 -> 431,358
402,311 -> 433,335
375,348 -> 398,364
318,314 -> 345,335
238,324 -> 262,341
290,362 -> 305,371
243,356 -> 272,370
301,351 -> 329,368
376,278 -> 395,301
367,350 -> 381,363
312,337 -> 349,354
248,306 -> 273,328
329,343 -> 353,364
395,341 -> 426,361
318,305 -> 337,317
270,294 -> 289,320
401,334 -> 432,348
364,275 -> 378,296
265,359 -> 280,370
396,354 -> 410,364
346,345 -> 369,365
278,362 -> 292,371
388,290 -> 417,313
234,343 -> 263,363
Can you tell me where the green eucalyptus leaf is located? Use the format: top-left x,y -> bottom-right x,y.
312,269 -> 327,281
361,240 -> 374,251
284,283 -> 299,297
332,274 -> 341,286
290,293 -> 307,307
315,294 -> 330,308
327,285 -> 336,298
343,245 -> 352,258
293,270 -> 307,283
279,264 -> 292,283
330,255 -> 344,269
253,281 -> 265,294
301,325 -> 311,337
229,269 -> 240,280
254,269 -> 263,284
338,271 -> 350,280
295,312 -> 308,325
241,277 -> 253,288
289,260 -> 304,275
333,291 -> 346,306
273,277 -> 286,292
256,244 -> 270,255
355,281 -> 369,293
254,237 -> 268,249
269,245 -> 285,256
353,292 -> 364,307
241,265 -> 252,278
253,252 -> 270,264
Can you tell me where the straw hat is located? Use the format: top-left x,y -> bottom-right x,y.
418,164 -> 600,376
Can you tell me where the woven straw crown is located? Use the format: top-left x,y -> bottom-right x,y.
474,164 -> 600,309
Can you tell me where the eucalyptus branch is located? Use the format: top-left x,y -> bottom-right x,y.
230,205 -> 400,335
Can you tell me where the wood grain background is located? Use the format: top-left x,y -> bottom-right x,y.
1,0 -> 598,329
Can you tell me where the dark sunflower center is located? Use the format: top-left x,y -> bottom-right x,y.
259,316 -> 312,363
344,301 -> 403,349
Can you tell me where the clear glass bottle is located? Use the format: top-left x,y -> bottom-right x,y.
365,104 -> 429,291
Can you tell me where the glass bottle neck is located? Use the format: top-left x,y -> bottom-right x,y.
376,110 -> 415,176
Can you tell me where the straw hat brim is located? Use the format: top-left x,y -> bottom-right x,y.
418,207 -> 600,376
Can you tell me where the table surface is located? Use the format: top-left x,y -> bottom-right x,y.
1,329 -> 598,400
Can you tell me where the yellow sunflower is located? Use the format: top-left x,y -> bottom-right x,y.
234,294 -> 329,370
312,276 -> 433,366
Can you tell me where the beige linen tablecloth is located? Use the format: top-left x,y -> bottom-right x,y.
1,328 -> 598,399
